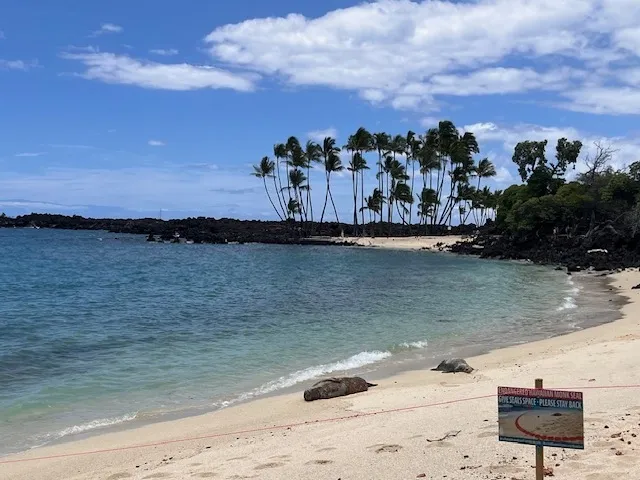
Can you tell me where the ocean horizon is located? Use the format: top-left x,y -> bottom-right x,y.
0,228 -> 619,456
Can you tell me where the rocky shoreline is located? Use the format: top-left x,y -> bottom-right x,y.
0,213 -> 472,245
3,213 -> 639,270
449,223 -> 640,271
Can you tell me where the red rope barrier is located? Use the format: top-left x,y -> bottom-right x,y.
2,384 -> 639,465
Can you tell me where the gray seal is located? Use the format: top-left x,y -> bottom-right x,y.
303,377 -> 377,401
431,358 -> 474,374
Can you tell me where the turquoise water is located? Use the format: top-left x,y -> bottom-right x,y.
0,229 -> 605,455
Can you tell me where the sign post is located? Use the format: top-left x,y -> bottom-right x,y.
498,380 -> 584,478
535,378 -> 544,480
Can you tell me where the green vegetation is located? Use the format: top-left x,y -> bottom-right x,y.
252,121 -> 498,235
498,141 -> 640,240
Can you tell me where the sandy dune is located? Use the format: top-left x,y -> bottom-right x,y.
2,269 -> 639,480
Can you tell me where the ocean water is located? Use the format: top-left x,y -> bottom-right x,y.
0,229 -> 616,455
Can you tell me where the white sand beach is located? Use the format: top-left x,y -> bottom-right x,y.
2,269 -> 639,480
337,235 -> 467,250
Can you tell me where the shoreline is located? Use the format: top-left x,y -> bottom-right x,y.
0,262 -> 609,457
309,234 -> 468,251
2,269 -> 639,479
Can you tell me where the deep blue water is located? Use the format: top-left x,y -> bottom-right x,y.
0,228 -> 599,455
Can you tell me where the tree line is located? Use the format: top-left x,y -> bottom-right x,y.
252,120 -> 500,235
497,139 -> 640,240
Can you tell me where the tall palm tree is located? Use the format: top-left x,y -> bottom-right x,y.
252,156 -> 284,221
347,152 -> 369,235
373,133 -> 390,224
387,158 -> 409,235
320,150 -> 344,224
287,168 -> 307,223
353,128 -> 373,232
303,140 -> 322,228
405,130 -> 419,230
273,143 -> 289,219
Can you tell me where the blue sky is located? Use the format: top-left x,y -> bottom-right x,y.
1,0 -> 640,220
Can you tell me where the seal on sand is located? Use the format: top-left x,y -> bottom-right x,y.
431,358 -> 474,374
303,377 -> 377,402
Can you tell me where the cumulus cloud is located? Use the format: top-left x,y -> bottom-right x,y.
61,52 -> 257,91
148,140 -> 165,146
203,0 -> 640,114
90,23 -> 123,37
307,128 -> 338,142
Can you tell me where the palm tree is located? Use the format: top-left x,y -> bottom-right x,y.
405,130 -> 419,231
288,168 -> 307,223
347,152 -> 369,235
303,140 -> 321,228
439,129 -> 479,226
287,198 -> 302,226
286,139 -> 309,223
387,158 -> 409,235
273,143 -> 289,219
417,187 -> 438,233
469,158 -> 496,225
373,132 -> 390,224
252,156 -> 284,221
320,144 -> 344,224
344,127 -> 373,235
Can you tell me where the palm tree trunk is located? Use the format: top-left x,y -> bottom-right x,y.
378,149 -> 383,225
352,165 -> 358,235
320,172 -> 330,225
409,158 -> 415,228
272,176 -> 286,220
264,178 -> 284,221
329,186 -> 340,224
360,169 -> 365,235
275,158 -> 288,219
307,165 -> 314,233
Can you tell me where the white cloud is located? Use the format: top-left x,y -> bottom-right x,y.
91,23 -> 123,37
494,166 -> 516,184
148,140 -> 166,147
0,59 -> 39,71
561,86 -> 640,115
203,0 -> 640,114
15,152 -> 46,157
61,52 -> 257,92
307,128 -> 338,142
150,49 -> 179,56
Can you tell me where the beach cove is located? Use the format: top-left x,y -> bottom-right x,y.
1,240 -> 639,479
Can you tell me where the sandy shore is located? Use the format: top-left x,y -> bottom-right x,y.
2,270 -> 640,480
335,235 -> 467,250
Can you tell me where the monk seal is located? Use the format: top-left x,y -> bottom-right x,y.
431,358 -> 474,374
303,377 -> 377,402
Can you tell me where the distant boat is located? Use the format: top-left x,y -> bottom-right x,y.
30,223 -> 40,229
186,240 -> 194,245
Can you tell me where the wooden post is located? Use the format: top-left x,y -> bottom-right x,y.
535,378 -> 544,480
